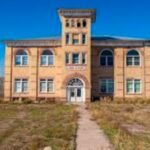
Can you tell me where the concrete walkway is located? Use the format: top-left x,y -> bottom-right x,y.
76,104 -> 113,150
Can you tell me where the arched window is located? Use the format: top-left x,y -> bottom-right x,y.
100,50 -> 113,66
67,78 -> 83,87
15,50 -> 28,66
83,20 -> 87,27
126,50 -> 140,66
41,50 -> 54,66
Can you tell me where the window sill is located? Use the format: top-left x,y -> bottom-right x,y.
126,93 -> 142,95
40,65 -> 55,67
66,64 -> 87,66
126,66 -> 142,68
14,92 -> 29,94
15,65 -> 29,67
39,92 -> 55,94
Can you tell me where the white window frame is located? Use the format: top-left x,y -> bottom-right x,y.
99,79 -> 114,94
40,79 -> 54,93
126,79 -> 142,94
72,53 -> 80,64
126,50 -> 141,67
15,54 -> 28,66
14,79 -> 28,93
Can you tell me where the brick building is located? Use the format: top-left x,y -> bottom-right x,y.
4,9 -> 150,102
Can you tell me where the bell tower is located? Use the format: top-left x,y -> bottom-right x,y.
58,9 -> 96,102
58,9 -> 96,46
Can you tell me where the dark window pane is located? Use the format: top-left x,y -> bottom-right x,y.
127,57 -> 132,66
108,57 -> 113,66
101,57 -> 106,66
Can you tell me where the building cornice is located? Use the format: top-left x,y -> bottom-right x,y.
92,40 -> 150,47
58,9 -> 96,22
5,39 -> 61,47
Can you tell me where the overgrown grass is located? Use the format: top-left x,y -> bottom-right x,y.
0,104 -> 78,150
88,101 -> 150,150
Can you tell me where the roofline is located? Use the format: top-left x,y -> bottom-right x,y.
58,8 -> 96,23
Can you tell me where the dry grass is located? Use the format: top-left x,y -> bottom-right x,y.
0,103 -> 78,150
88,101 -> 150,150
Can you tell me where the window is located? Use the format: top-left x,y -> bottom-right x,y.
127,79 -> 141,94
15,50 -> 28,66
41,50 -> 54,66
82,53 -> 86,64
83,20 -> 87,27
72,53 -> 79,64
71,19 -> 75,27
65,53 -> 70,64
127,50 -> 140,66
66,20 -> 69,27
40,79 -> 54,93
66,33 -> 70,44
100,79 -> 114,93
72,34 -> 79,45
100,50 -> 113,66
82,34 -> 86,44
77,20 -> 81,27
14,79 -> 28,93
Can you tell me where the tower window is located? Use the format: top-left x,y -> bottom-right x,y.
71,20 -> 75,27
66,33 -> 70,44
66,20 -> 69,27
72,34 -> 79,45
83,20 -> 87,27
77,20 -> 81,28
82,34 -> 86,44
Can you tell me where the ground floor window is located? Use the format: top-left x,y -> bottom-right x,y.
40,79 -> 54,93
14,79 -> 28,93
127,79 -> 141,94
99,79 -> 114,93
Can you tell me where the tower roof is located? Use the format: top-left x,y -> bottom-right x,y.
58,9 -> 96,22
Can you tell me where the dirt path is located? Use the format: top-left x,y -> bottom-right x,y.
76,104 -> 113,150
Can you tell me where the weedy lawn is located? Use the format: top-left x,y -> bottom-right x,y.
0,103 -> 78,150
88,101 -> 150,150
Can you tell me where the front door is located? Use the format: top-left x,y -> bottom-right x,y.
68,87 -> 83,102
67,78 -> 85,102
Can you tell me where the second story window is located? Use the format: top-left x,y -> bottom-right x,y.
126,50 -> 140,66
40,79 -> 54,93
72,53 -> 79,64
66,33 -> 70,44
14,79 -> 28,93
65,53 -> 70,64
100,50 -> 113,67
15,50 -> 28,66
82,34 -> 86,44
82,53 -> 86,64
41,50 -> 54,66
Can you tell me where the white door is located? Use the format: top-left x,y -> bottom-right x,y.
67,78 -> 85,102
68,87 -> 83,102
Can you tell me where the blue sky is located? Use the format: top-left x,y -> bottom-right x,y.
0,0 -> 150,76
